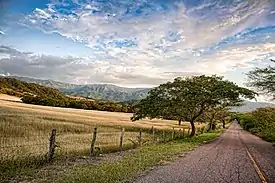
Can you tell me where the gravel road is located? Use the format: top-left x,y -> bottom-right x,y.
133,123 -> 275,183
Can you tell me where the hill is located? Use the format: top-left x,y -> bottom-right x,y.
11,76 -> 150,101
0,77 -> 135,113
7,76 -> 275,112
0,76 -> 66,99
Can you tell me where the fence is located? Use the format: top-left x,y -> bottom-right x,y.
0,125 -> 204,169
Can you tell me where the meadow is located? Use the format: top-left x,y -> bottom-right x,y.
0,95 -> 196,165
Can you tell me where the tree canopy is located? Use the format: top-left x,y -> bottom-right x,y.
247,59 -> 275,99
131,75 -> 256,136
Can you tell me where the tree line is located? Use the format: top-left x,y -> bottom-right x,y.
0,77 -> 135,113
21,95 -> 135,113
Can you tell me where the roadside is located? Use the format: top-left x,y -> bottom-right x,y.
132,123 -> 275,183
2,131 -> 223,183
239,127 -> 275,183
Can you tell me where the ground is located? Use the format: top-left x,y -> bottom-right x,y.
133,123 -> 275,183
1,94 -> 203,182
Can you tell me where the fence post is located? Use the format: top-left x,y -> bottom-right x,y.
188,128 -> 191,135
182,128 -> 185,137
172,127 -> 175,140
163,131 -> 165,142
48,129 -> 56,161
152,126 -> 155,142
120,128 -> 125,154
90,128 -> 97,158
179,129 -> 182,138
138,129 -> 142,146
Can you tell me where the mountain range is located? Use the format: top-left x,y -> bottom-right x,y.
10,76 -> 150,102
9,76 -> 275,112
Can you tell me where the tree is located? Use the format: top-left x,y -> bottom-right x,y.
198,107 -> 219,131
215,108 -> 230,129
131,75 -> 256,136
247,59 -> 275,99
197,106 -> 230,131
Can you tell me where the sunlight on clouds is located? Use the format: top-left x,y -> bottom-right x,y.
2,0 -> 275,87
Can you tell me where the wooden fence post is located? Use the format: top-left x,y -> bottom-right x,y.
188,128 -> 191,135
152,126 -> 155,142
120,128 -> 125,154
182,128 -> 185,137
90,128 -> 97,158
179,129 -> 182,138
48,129 -> 56,161
138,129 -> 142,146
172,127 -> 175,140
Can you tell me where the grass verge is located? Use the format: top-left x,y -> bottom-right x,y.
57,131 -> 222,183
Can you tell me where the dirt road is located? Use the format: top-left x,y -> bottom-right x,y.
133,123 -> 275,183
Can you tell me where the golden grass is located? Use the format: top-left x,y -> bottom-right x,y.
0,99 -> 192,161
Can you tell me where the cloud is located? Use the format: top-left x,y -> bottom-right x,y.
0,45 -> 202,86
3,0 -> 275,87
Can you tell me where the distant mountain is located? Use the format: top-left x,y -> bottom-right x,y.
10,76 -> 77,89
9,76 -> 275,112
11,76 -> 150,101
231,101 -> 275,113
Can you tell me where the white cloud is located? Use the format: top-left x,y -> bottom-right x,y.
10,0 -> 275,87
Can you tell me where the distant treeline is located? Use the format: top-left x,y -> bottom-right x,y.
0,77 -> 135,113
21,95 -> 135,113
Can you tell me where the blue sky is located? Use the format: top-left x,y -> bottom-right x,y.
0,0 -> 275,100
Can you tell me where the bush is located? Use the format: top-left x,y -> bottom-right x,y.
237,108 -> 275,142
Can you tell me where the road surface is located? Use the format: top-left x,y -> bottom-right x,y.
133,123 -> 275,183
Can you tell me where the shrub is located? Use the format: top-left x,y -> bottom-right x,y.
237,108 -> 275,142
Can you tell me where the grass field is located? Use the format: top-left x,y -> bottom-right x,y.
0,95 -> 196,166
0,95 -> 216,182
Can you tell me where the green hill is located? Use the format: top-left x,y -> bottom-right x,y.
0,77 -> 134,113
0,77 -> 66,99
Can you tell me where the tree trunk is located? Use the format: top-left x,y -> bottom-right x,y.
190,121 -> 196,137
222,119 -> 226,129
207,113 -> 216,132
207,119 -> 213,132
211,123 -> 216,130
178,118 -> 182,126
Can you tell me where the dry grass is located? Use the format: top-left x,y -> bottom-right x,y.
0,98 -> 192,163
0,94 -> 22,102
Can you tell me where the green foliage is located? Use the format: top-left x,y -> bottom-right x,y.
132,75 -> 256,136
0,77 -> 65,98
247,59 -> 275,99
57,132 -> 221,183
237,107 -> 275,142
21,95 -> 135,113
1,77 -> 135,113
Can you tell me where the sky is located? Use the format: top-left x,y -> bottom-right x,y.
0,0 -> 275,98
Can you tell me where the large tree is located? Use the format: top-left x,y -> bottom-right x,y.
247,59 -> 275,99
131,75 -> 256,136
